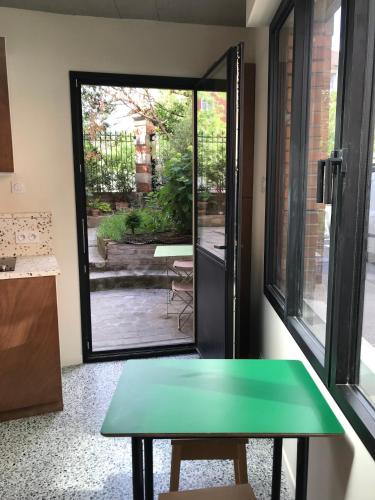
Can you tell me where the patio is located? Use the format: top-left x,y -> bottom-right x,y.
90,288 -> 193,352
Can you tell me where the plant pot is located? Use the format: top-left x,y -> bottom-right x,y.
198,201 -> 208,215
115,201 -> 129,211
88,208 -> 101,217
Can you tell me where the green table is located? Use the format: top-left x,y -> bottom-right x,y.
101,359 -> 344,500
153,245 -> 193,258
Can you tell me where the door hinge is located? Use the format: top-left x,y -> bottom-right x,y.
83,264 -> 87,274
75,79 -> 79,88
79,163 -> 82,173
87,340 -> 90,351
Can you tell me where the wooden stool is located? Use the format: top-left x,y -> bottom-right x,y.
170,439 -> 248,491
160,484 -> 256,499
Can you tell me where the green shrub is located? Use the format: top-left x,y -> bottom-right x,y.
141,208 -> 173,233
156,151 -> 192,234
97,208 -> 174,242
97,214 -> 127,241
125,210 -> 142,234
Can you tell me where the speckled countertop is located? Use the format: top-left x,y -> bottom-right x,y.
0,255 -> 60,280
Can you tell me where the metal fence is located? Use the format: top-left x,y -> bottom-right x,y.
83,131 -> 227,193
83,132 -> 136,193
197,132 -> 226,192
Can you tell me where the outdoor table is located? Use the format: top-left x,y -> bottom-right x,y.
101,359 -> 344,500
154,245 -> 193,316
154,245 -> 193,259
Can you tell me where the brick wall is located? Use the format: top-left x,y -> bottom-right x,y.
303,15 -> 334,294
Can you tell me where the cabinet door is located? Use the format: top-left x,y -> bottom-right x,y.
0,276 -> 62,413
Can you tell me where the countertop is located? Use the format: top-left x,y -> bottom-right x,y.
0,255 -> 60,280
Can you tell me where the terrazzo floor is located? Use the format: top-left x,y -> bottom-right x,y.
0,358 -> 292,500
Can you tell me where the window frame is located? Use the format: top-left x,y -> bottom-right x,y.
265,0 -> 296,316
265,0 -> 375,460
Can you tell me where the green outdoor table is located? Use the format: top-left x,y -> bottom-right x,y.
154,244 -> 193,258
101,359 -> 344,500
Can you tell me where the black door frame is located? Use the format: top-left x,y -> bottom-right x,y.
70,71 -> 200,363
193,44 -> 244,359
70,64 -> 247,363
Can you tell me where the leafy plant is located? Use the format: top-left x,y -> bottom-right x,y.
156,151 -> 193,234
87,198 -> 112,213
125,210 -> 142,234
140,208 -> 173,233
198,191 -> 210,202
97,201 -> 112,213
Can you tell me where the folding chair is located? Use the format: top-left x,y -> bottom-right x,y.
171,280 -> 193,331
172,259 -> 194,281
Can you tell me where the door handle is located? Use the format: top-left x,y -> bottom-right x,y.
214,245 -> 227,250
316,150 -> 343,205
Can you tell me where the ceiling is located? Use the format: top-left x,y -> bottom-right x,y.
0,0 -> 247,27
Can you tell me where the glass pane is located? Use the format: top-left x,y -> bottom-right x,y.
359,119 -> 375,406
301,2 -> 341,345
274,10 -> 294,294
197,58 -> 227,260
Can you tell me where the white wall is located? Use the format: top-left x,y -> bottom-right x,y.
0,7 -> 255,366
251,27 -> 375,500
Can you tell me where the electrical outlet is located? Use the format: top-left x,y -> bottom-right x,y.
15,230 -> 40,244
11,181 -> 26,193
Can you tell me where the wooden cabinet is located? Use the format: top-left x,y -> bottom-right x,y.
0,37 -> 14,173
0,276 -> 63,421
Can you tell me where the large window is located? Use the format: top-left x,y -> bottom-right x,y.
266,4 -> 294,300
300,2 -> 341,346
266,0 -> 375,459
359,93 -> 375,407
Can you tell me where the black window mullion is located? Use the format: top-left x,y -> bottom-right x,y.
349,1 -> 375,385
328,0 -> 375,387
285,0 -> 312,319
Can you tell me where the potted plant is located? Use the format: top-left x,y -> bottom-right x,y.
87,199 -> 112,216
115,200 -> 129,211
198,190 -> 210,215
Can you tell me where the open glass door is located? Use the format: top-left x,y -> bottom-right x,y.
194,44 -> 243,358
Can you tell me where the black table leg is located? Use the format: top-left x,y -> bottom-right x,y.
132,437 -> 145,500
295,437 -> 309,500
271,437 -> 283,500
144,438 -> 154,500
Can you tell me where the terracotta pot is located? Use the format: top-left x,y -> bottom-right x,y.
115,201 -> 129,211
89,208 -> 101,217
198,201 -> 208,215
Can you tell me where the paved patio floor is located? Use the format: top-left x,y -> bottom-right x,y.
90,288 -> 194,352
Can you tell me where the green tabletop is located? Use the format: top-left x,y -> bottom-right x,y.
101,359 -> 344,438
154,244 -> 193,258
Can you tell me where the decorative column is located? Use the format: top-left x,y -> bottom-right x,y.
134,117 -> 153,193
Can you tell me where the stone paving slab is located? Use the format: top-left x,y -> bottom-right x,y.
91,288 -> 193,352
